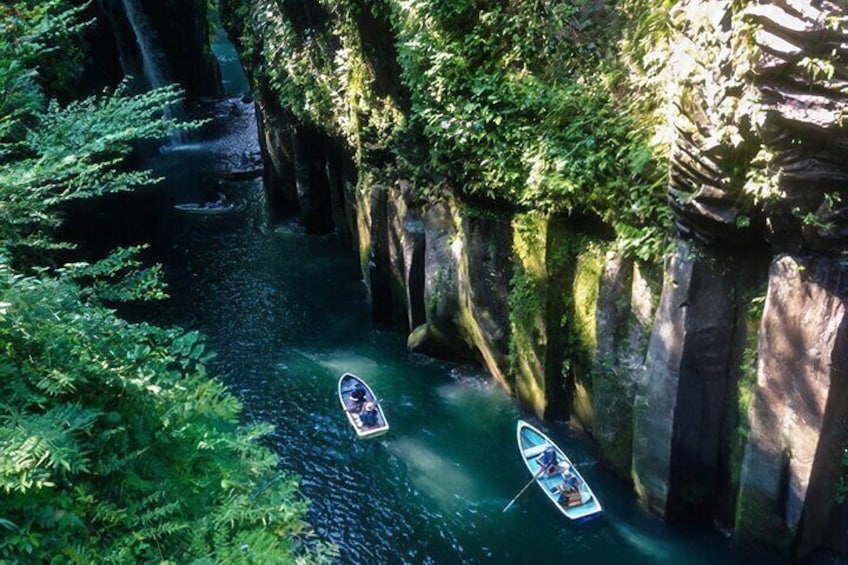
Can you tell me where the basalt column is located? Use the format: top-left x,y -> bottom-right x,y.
736,258 -> 848,552
732,0 -> 848,555
632,241 -> 750,518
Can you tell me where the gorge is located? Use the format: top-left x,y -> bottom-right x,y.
9,0 -> 846,562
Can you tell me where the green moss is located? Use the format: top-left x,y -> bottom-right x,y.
508,212 -> 550,415
735,492 -> 790,549
729,290 -> 766,491
573,245 -> 604,357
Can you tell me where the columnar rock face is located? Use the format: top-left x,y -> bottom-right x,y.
593,253 -> 657,476
366,184 -> 412,327
392,183 -> 427,332
633,240 -> 753,519
410,198 -> 513,377
252,87 -> 299,217
736,257 -> 847,551
632,0 -> 848,552
420,201 -> 466,355
142,0 -> 221,98
456,210 -> 513,387
92,0 -> 220,100
747,2 -> 848,254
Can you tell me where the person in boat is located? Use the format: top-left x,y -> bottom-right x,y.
538,446 -> 562,475
205,191 -> 227,208
564,472 -> 580,492
359,401 -> 379,428
349,383 -> 368,412
556,471 -> 583,506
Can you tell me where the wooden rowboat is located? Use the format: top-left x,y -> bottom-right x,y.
338,373 -> 389,439
173,202 -> 236,215
516,420 -> 602,521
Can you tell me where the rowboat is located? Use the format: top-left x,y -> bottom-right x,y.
338,373 -> 389,438
516,420 -> 602,521
173,202 -> 236,215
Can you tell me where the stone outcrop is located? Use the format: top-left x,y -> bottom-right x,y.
409,198 -> 513,382
736,257 -> 848,552
648,0 -> 848,554
593,253 -> 657,477
142,0 -> 221,99
632,240 -> 758,520
92,0 -> 220,100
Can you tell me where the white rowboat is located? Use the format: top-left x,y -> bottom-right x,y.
338,373 -> 389,439
173,202 -> 236,215
516,420 -> 602,521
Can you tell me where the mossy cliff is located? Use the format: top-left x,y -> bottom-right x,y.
220,0 -> 848,558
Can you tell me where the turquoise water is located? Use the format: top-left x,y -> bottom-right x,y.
142,170 -> 783,564
210,7 -> 250,97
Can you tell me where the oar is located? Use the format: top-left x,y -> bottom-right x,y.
503,465 -> 546,512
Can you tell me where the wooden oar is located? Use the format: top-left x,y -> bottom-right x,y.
503,465 -> 546,512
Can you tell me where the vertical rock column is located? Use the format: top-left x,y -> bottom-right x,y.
632,240 -> 746,518
736,257 -> 847,550
510,212 -> 553,417
456,210 -> 513,387
408,197 -> 513,383
509,213 -> 591,420
593,253 -> 657,477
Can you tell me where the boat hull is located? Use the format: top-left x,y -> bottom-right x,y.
516,420 -> 602,521
338,373 -> 389,439
173,203 -> 236,215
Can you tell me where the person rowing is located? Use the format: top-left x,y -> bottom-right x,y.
537,446 -> 563,475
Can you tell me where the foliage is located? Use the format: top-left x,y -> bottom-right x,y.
0,3 -> 332,562
0,83 -> 188,265
0,264 -> 333,563
223,0 -> 672,261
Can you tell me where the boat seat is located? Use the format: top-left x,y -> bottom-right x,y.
522,444 -> 550,458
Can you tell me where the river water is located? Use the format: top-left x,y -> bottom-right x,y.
113,22 -> 786,565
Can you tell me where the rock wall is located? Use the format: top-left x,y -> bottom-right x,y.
593,254 -> 657,477
409,198 -> 513,381
647,0 -> 848,554
91,0 -> 220,100
632,241 -> 759,520
736,257 -> 847,552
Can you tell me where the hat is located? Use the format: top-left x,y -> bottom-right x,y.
364,401 -> 376,411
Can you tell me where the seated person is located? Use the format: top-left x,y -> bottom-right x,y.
564,472 -> 580,492
359,401 -> 379,428
349,384 -> 368,412
537,446 -> 562,475
556,482 -> 583,506
554,471 -> 583,506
